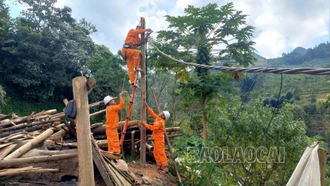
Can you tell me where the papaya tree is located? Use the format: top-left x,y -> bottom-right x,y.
152,2 -> 256,140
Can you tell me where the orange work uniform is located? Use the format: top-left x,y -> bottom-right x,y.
144,107 -> 168,167
105,97 -> 124,153
121,29 -> 148,84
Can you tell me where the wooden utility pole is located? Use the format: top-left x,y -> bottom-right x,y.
139,17 -> 147,166
72,76 -> 95,186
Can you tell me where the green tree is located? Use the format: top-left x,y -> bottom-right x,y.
153,2 -> 256,140
1,0 -> 96,101
0,0 -> 13,68
88,45 -> 128,103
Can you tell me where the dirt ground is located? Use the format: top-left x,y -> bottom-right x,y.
128,161 -> 178,186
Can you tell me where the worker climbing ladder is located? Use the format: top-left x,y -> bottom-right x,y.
119,31 -> 151,146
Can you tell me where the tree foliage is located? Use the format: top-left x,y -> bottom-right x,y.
175,98 -> 310,185
0,0 -> 96,101
151,2 -> 256,140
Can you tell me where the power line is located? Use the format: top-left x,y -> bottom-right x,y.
149,41 -> 330,76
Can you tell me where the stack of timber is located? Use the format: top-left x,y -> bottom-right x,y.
0,101 -> 181,185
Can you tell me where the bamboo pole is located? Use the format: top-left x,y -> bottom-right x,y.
72,76 -> 95,186
150,87 -> 182,183
0,152 -> 77,168
4,128 -> 54,160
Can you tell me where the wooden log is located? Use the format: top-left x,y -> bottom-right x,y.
91,120 -> 140,134
4,128 -> 54,160
22,149 -> 78,157
0,116 -> 33,128
89,101 -> 104,108
0,119 -> 10,125
140,17 -> 147,166
72,76 -> 95,186
95,134 -> 181,148
60,142 -> 77,148
50,128 -> 68,139
146,143 -> 153,152
64,120 -> 77,138
0,113 -> 13,121
6,134 -> 26,141
0,144 -> 17,160
0,133 -> 25,143
0,166 -> 59,177
0,119 -> 58,133
0,142 -> 14,149
31,109 -> 57,118
90,109 -> 106,117
91,123 -> 102,129
0,152 -> 77,168
318,147 -> 329,186
0,126 -> 43,138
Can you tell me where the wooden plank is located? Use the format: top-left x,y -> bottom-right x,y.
91,137 -> 115,186
72,76 -> 95,186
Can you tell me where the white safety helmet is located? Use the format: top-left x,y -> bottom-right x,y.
103,95 -> 115,105
163,111 -> 170,120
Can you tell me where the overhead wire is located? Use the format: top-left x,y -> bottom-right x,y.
148,40 -> 330,76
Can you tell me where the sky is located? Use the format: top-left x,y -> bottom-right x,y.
5,0 -> 330,59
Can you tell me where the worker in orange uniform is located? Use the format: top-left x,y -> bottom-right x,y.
141,102 -> 170,173
122,25 -> 153,85
103,91 -> 126,154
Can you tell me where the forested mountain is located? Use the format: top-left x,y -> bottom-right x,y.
267,42 -> 330,67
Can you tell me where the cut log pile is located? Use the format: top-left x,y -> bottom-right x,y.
0,101 -> 181,185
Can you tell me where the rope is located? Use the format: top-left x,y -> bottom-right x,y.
149,41 -> 330,76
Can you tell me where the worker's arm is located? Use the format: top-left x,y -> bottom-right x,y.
112,92 -> 126,111
144,120 -> 163,131
130,28 -> 152,35
147,105 -> 158,119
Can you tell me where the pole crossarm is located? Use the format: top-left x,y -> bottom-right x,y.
149,41 -> 330,76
